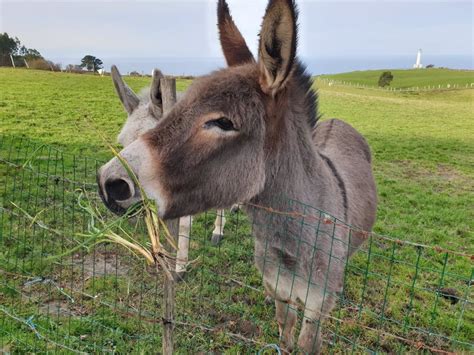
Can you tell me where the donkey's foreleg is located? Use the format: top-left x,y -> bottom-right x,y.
275,299 -> 298,353
297,290 -> 337,354
262,271 -> 298,353
175,216 -> 193,279
211,209 -> 226,245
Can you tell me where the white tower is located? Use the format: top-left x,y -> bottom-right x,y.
413,49 -> 423,69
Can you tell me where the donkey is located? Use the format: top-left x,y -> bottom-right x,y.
97,0 -> 377,352
109,65 -> 231,276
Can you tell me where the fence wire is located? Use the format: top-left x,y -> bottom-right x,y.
0,134 -> 472,353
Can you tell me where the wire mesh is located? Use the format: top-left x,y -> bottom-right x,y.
1,134 -> 472,353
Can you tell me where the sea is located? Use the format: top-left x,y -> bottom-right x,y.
51,55 -> 473,76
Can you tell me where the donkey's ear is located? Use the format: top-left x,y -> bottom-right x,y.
150,68 -> 163,109
258,0 -> 298,95
111,65 -> 139,114
217,0 -> 254,66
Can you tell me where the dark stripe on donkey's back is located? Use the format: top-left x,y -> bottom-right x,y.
318,152 -> 348,221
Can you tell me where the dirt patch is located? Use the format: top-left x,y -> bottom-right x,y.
18,250 -> 134,318
21,279 -> 87,317
72,249 -> 131,280
208,309 -> 262,338
38,299 -> 88,317
39,299 -> 72,316
435,164 -> 466,182
230,319 -> 261,338
391,160 -> 471,186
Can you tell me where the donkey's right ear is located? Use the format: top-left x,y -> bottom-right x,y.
149,68 -> 163,110
111,65 -> 139,114
217,0 -> 254,66
258,0 -> 298,96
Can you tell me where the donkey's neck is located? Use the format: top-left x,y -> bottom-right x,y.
251,107 -> 340,219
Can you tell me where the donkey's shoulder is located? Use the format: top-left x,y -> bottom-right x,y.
313,118 -> 372,164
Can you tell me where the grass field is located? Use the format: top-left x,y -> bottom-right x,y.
1,68 -> 473,353
0,69 -> 191,158
319,68 -> 474,88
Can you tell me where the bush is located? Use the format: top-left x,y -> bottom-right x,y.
426,64 -> 435,68
28,59 -> 61,71
176,75 -> 195,80
0,54 -> 28,67
378,71 -> 394,87
28,59 -> 50,70
50,62 -> 62,71
0,54 -> 11,66
65,64 -> 85,74
129,71 -> 141,77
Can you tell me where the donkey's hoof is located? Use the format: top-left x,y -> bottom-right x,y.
211,233 -> 223,245
174,271 -> 186,282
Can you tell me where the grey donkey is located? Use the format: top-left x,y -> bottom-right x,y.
98,0 -> 377,352
110,65 -> 233,276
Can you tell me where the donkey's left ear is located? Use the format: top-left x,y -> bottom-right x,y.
111,65 -> 139,114
150,68 -> 163,110
258,0 -> 298,96
218,0 -> 254,66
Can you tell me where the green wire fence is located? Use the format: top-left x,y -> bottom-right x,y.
1,134 -> 472,353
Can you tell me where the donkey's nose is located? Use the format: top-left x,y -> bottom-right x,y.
104,178 -> 133,202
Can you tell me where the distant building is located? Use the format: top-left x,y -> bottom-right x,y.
413,49 -> 423,69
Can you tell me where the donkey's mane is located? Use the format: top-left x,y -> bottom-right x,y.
293,60 -> 320,130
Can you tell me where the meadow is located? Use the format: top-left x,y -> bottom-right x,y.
320,68 -> 473,88
0,68 -> 472,353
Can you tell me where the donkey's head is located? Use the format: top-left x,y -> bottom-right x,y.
112,65 -> 165,147
98,0 -> 316,219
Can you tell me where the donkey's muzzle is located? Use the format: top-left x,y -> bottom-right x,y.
96,138 -> 158,217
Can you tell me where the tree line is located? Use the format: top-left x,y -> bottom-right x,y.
0,32 -> 45,67
0,32 -> 103,73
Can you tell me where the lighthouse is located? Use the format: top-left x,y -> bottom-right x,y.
413,49 -> 423,69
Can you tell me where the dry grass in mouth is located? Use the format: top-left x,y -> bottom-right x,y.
12,142 -> 179,281
81,143 -> 178,280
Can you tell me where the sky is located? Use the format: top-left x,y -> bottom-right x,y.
0,0 -> 472,74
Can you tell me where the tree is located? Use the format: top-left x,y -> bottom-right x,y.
0,32 -> 19,56
80,55 -> 103,73
426,64 -> 435,68
378,71 -> 394,87
19,46 -> 43,60
0,32 -> 43,67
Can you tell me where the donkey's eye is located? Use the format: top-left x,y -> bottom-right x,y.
204,117 -> 236,131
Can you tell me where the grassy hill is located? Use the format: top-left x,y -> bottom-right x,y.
319,68 -> 473,88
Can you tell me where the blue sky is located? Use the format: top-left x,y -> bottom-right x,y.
1,0 -> 472,73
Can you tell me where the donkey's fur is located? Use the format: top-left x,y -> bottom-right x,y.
98,0 -> 377,352
110,66 -> 231,276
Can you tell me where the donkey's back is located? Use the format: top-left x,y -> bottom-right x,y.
314,119 -> 377,248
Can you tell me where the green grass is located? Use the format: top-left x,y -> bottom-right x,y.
320,68 -> 474,88
0,68 -> 191,158
1,68 -> 473,353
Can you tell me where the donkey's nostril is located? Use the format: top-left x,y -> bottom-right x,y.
105,178 -> 132,202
